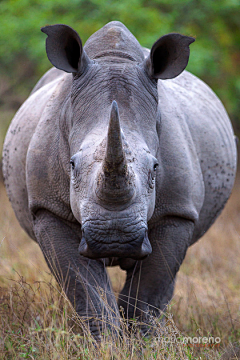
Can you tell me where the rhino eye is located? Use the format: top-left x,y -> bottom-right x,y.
70,158 -> 75,170
153,163 -> 159,171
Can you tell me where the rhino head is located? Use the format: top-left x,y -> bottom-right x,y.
41,22 -> 194,260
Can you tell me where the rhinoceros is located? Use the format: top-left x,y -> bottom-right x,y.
2,21 -> 237,336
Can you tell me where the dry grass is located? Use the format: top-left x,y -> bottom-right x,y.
0,176 -> 240,359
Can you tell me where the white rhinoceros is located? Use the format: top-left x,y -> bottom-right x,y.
2,21 -> 237,336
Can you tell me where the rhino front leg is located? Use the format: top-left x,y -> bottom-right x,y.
33,210 -> 120,337
118,217 -> 194,330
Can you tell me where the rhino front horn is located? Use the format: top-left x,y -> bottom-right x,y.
104,100 -> 126,173
96,101 -> 135,204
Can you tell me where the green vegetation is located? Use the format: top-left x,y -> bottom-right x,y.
0,0 -> 240,134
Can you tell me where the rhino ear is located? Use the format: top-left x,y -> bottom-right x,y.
144,33 -> 195,80
41,24 -> 91,74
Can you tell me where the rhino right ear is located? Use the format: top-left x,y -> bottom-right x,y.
41,24 -> 91,74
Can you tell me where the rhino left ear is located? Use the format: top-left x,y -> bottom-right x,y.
41,24 -> 91,74
144,33 -> 195,80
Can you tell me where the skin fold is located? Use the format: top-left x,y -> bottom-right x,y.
2,21 -> 237,337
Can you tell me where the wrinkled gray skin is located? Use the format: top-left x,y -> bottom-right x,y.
2,22 -> 237,336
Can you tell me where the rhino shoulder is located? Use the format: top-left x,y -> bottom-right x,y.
156,70 -> 237,241
163,70 -> 224,107
26,73 -> 74,221
3,72 -> 72,238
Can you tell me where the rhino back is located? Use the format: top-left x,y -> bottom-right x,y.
2,73 -> 71,239
31,67 -> 64,94
152,70 -> 237,242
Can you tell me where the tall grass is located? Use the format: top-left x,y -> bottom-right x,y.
0,178 -> 240,359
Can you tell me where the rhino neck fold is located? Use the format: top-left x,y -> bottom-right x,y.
96,100 -> 135,204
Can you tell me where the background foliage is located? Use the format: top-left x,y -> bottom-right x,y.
0,0 -> 240,133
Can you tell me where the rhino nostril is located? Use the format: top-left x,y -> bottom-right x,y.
78,236 -> 90,257
139,230 -> 152,259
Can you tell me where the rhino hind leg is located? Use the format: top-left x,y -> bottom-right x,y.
118,217 -> 194,333
33,209 -> 120,337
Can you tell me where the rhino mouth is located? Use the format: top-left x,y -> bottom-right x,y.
78,227 -> 152,260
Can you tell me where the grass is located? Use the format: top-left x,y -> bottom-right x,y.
0,177 -> 240,359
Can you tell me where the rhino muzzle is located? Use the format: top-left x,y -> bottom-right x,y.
78,228 -> 152,260
95,101 -> 135,205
